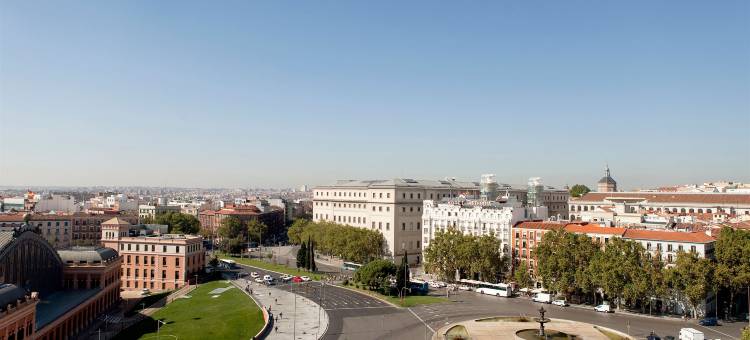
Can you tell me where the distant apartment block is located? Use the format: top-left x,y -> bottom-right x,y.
422,196 -> 547,262
137,204 -> 181,220
313,179 -> 481,264
198,205 -> 285,241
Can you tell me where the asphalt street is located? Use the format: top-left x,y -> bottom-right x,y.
232,254 -> 745,340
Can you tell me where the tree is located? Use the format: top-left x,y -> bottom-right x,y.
741,326 -> 750,340
396,250 -> 409,295
424,227 -> 467,282
297,241 -> 307,269
569,184 -> 591,198
472,233 -> 507,282
155,211 -> 200,234
309,239 -> 317,272
668,251 -> 715,318
141,215 -> 155,224
536,229 -> 599,299
354,259 -> 397,291
247,220 -> 268,245
217,216 -> 246,254
714,228 -> 750,318
514,262 -> 533,294
287,219 -> 309,245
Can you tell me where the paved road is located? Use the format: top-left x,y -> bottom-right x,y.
231,255 -> 745,340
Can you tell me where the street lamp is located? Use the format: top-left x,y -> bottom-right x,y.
157,319 -> 167,340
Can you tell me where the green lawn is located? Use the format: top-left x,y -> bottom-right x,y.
341,283 -> 448,307
115,280 -> 264,340
218,254 -> 325,280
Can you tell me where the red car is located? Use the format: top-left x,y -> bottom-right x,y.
292,276 -> 303,283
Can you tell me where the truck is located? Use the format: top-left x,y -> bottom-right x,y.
678,328 -> 703,340
532,292 -> 552,304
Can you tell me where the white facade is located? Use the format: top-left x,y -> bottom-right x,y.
33,194 -> 77,213
312,178 -> 481,264
421,198 -> 547,260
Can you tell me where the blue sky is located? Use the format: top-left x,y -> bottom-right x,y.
1,1 -> 748,189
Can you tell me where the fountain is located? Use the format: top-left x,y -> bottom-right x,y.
534,306 -> 551,337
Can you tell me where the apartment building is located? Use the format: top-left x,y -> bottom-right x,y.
100,217 -> 205,292
421,197 -> 547,262
313,179 -> 480,264
511,221 -> 566,280
622,229 -> 715,264
137,204 -> 181,220
569,192 -> 750,221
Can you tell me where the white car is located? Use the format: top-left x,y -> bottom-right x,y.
552,299 -> 568,307
594,304 -> 612,313
280,275 -> 292,282
250,272 -> 259,278
300,276 -> 311,282
141,288 -> 150,296
254,278 -> 264,283
458,285 -> 472,291
263,274 -> 273,281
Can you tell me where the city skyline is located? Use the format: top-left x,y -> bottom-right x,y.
2,1 -> 749,188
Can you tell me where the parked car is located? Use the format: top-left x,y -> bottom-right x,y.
458,285 -> 472,291
698,317 -> 718,326
292,276 -> 303,283
301,276 -> 311,282
646,331 -> 660,340
594,304 -> 612,313
280,274 -> 292,282
263,274 -> 273,281
551,299 -> 568,307
141,288 -> 150,296
254,278 -> 264,283
250,272 -> 259,278
532,293 -> 552,304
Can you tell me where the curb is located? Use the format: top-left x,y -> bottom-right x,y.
518,296 -> 687,322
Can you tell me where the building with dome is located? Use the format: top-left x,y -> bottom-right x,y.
597,165 -> 618,192
0,225 -> 121,340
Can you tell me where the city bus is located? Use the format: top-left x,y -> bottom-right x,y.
219,259 -> 237,269
342,262 -> 362,271
474,281 -> 511,297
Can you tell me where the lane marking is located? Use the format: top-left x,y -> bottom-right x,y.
694,324 -> 737,340
408,307 -> 435,333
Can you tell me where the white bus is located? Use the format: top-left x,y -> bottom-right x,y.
474,282 -> 511,297
342,262 -> 362,271
219,259 -> 237,269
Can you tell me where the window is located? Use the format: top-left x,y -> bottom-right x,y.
176,258 -> 180,267
667,244 -> 673,252
402,223 -> 406,230
386,223 -> 390,230
163,246 -> 167,252
175,271 -> 180,279
127,255 -> 131,264
163,257 -> 167,266
176,246 -> 180,253
690,245 -> 697,253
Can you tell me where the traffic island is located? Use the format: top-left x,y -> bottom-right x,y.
433,315 -> 632,340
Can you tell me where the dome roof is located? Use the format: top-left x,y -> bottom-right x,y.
58,247 -> 118,264
598,176 -> 617,185
0,283 -> 27,311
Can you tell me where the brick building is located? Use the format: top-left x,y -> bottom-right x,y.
199,205 -> 285,243
101,217 -> 205,292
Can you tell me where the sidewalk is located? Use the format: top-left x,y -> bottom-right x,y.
235,278 -> 329,340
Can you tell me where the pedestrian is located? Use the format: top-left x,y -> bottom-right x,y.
269,292 -> 271,296
275,298 -> 277,304
279,312 -> 283,319
274,326 -> 278,333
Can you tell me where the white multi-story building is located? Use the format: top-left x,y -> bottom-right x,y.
138,204 -> 181,220
313,178 -> 480,264
421,196 -> 547,260
33,194 -> 77,213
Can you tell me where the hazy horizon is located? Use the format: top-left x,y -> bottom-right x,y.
2,1 -> 749,189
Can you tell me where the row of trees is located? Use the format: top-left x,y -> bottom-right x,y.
424,227 -> 509,283
535,228 -> 750,318
296,238 -> 317,271
142,211 -> 201,234
217,216 -> 268,254
352,251 -> 411,297
287,219 -> 384,264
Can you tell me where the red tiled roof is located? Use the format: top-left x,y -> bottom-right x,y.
564,224 -> 626,236
573,192 -> 750,205
514,221 -> 565,230
623,229 -> 714,243
0,214 -> 24,222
